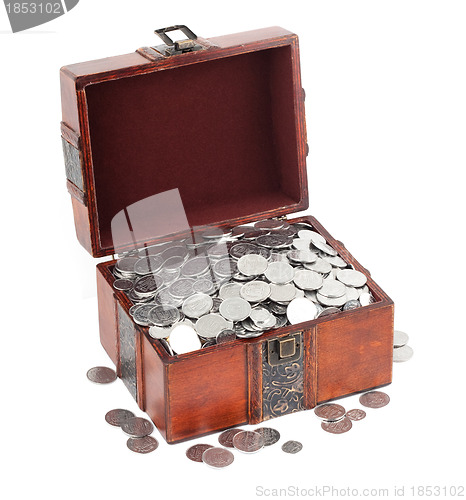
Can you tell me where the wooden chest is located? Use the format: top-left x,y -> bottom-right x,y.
60,25 -> 394,444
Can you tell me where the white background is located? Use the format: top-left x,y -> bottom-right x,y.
1,1 -> 465,499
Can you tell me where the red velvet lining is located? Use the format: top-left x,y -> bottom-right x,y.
85,45 -> 302,250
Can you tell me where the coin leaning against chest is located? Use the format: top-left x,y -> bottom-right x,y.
359,391 -> 390,408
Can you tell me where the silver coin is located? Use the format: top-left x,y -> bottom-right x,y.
195,313 -> 230,339
154,288 -> 183,308
269,283 -> 297,303
286,297 -> 318,324
207,243 -> 230,259
314,403 -> 346,422
127,436 -> 159,453
134,256 -> 163,275
168,278 -> 196,299
256,234 -> 290,249
193,278 -> 216,295
281,440 -> 303,454
293,269 -> 324,291
186,443 -> 214,462
86,366 -> 117,384
292,238 -> 311,251
182,293 -> 213,319
346,409 -> 366,421
121,417 -> 154,437
237,254 -> 268,276
202,447 -> 235,468
181,256 -> 210,277
213,258 -> 237,278
133,274 -> 164,296
219,297 -> 251,321
240,280 -> 271,303
264,261 -> 295,284
115,256 -> 140,273
169,322 -> 202,354
297,229 -> 326,244
254,427 -> 280,446
159,338 -> 174,356
148,324 -> 172,339
337,269 -> 367,288
317,306 -> 341,318
218,428 -> 244,447
230,242 -> 270,260
321,417 -> 353,434
319,279 -> 346,298
287,249 -> 318,265
219,282 -> 242,299
316,292 -> 347,307
113,279 -> 134,292
255,219 -> 285,230
359,391 -> 390,408
322,255 -> 347,268
132,303 -> 156,326
250,307 -> 272,325
160,245 -> 189,262
342,300 -> 361,311
216,329 -> 237,344
344,287 -> 359,302
393,344 -> 414,362
202,227 -> 230,239
311,239 -> 338,256
105,409 -> 135,427
233,430 -> 264,453
304,258 -> 332,274
148,305 -> 180,327
359,291 -> 374,306
394,330 -> 410,348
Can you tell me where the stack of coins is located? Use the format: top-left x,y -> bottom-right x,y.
313,391 -> 390,434
112,219 -> 375,355
393,330 -> 414,362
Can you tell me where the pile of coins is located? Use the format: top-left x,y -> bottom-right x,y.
393,330 -> 414,362
112,219 -> 375,355
186,426 -> 301,469
105,409 -> 159,453
313,390 -> 390,434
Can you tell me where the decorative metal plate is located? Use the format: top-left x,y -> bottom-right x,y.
118,303 -> 137,401
62,137 -> 84,191
262,332 -> 305,420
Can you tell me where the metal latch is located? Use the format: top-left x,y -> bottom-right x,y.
267,333 -> 302,367
154,25 -> 203,56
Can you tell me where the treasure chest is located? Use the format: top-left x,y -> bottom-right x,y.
60,25 -> 394,444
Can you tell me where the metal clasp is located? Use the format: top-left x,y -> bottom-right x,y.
154,25 -> 202,56
267,333 -> 302,367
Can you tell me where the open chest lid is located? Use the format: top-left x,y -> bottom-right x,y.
60,26 -> 309,258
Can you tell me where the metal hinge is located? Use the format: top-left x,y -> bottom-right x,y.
274,215 -> 288,221
154,25 -> 203,56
